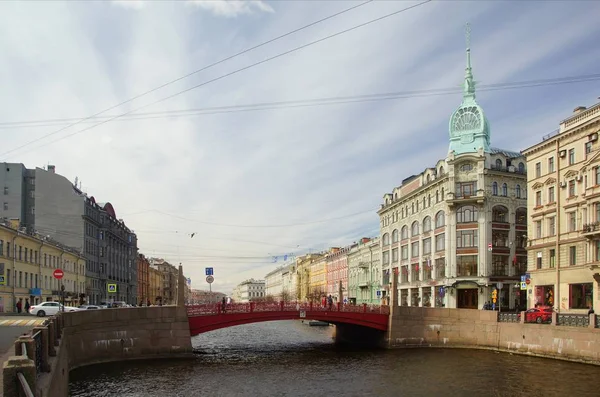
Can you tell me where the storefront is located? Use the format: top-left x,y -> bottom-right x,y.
534,285 -> 554,307
455,281 -> 479,309
568,282 -> 593,309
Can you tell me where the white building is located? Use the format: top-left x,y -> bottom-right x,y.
265,266 -> 284,298
378,35 -> 527,310
265,263 -> 296,301
231,278 -> 265,303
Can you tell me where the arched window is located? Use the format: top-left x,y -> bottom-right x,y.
411,221 -> 419,237
382,233 -> 390,246
436,190 -> 439,203
394,192 -> 398,200
439,166 -> 445,175
492,182 -> 498,195
412,202 -> 415,214
515,208 -> 527,224
423,216 -> 432,233
422,197 -> 426,208
428,194 -> 431,207
518,162 -> 525,173
457,205 -> 478,223
495,159 -> 502,169
427,175 -> 430,183
392,229 -> 399,243
492,205 -> 508,223
441,188 -> 445,200
515,184 -> 521,198
435,211 -> 445,228
401,226 -> 408,239
502,183 -> 508,197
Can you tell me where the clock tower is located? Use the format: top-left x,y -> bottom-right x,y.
448,23 -> 491,155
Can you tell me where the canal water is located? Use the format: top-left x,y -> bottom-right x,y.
70,321 -> 600,396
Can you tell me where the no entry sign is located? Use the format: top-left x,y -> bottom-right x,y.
53,269 -> 64,280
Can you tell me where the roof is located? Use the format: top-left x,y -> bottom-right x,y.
490,147 -> 522,158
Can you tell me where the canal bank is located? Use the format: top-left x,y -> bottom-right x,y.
70,321 -> 600,397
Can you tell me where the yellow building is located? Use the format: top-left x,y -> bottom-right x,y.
523,100 -> 600,313
309,255 -> 327,300
148,266 -> 162,305
0,222 -> 86,313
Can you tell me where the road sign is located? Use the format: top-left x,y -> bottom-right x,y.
526,279 -> 531,285
376,290 -> 381,297
520,282 -> 527,290
520,275 -> 526,282
206,275 -> 214,284
187,277 -> 191,285
0,275 -> 5,285
107,283 -> 117,293
299,311 -> 306,318
487,243 -> 492,252
205,267 -> 214,276
496,282 -> 504,290
53,269 -> 64,280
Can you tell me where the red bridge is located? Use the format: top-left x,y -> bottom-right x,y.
187,301 -> 390,336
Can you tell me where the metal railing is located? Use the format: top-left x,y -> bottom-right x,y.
557,313 -> 589,327
32,330 -> 43,375
17,373 -> 34,397
186,301 -> 390,316
498,313 -> 519,323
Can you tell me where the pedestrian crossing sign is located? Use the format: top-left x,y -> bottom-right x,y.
107,284 -> 117,293
0,275 -> 5,285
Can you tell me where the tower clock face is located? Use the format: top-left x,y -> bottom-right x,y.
453,106 -> 481,132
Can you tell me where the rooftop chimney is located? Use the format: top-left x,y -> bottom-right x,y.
573,106 -> 587,114
48,165 -> 55,173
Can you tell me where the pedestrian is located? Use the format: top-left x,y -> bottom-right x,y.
588,305 -> 594,315
16,299 -> 22,314
222,296 -> 226,313
25,299 -> 31,313
327,295 -> 333,311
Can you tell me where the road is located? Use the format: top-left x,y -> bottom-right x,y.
0,316 -> 46,355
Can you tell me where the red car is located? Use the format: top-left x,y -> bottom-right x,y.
517,306 -> 554,324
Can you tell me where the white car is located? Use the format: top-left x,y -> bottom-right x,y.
29,302 -> 81,317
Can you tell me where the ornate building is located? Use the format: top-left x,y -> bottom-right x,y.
523,99 -> 600,313
378,29 -> 527,310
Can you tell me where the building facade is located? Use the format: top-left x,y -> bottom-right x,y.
231,279 -> 265,303
149,258 -> 178,305
326,245 -> 354,302
137,254 -> 150,306
0,164 -> 138,305
348,237 -> 381,304
378,40 -> 527,310
190,289 -> 226,304
309,254 -> 327,301
523,99 -> 600,313
0,221 -> 86,312
265,266 -> 284,299
148,266 -> 162,304
265,262 -> 296,300
295,254 -> 320,301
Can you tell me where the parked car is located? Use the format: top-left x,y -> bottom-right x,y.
29,302 -> 81,317
78,305 -> 100,310
518,306 -> 554,324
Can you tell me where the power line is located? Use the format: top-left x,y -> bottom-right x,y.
2,72 -> 598,130
0,0 -> 374,158
0,0 -> 432,160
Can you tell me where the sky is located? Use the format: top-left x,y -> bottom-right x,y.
0,0 -> 599,294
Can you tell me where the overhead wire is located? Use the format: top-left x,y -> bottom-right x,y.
0,0 -> 375,158
0,0 -> 433,160
2,72 -> 599,130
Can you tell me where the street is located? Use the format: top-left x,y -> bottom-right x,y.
0,316 -> 46,355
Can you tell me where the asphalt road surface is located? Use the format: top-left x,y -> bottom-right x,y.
0,316 -> 44,355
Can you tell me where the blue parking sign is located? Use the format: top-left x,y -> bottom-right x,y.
205,267 -> 213,276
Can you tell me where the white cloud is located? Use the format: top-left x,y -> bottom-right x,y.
111,0 -> 145,10
1,0 -> 599,294
187,0 -> 274,17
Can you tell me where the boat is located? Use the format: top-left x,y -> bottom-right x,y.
308,320 -> 330,327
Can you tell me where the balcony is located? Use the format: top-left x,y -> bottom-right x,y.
582,222 -> 600,238
358,262 -> 369,269
447,192 -> 485,207
488,164 -> 526,175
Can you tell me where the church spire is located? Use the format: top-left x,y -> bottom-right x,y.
463,23 -> 476,100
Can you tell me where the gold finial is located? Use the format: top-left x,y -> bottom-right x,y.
465,22 -> 471,49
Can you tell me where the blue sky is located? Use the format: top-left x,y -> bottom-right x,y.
0,0 -> 599,294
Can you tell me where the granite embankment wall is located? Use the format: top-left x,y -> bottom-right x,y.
387,306 -> 600,365
3,306 -> 193,397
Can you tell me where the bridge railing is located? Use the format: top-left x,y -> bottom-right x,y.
186,301 -> 390,317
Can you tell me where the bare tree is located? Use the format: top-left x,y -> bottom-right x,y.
280,289 -> 291,302
263,294 -> 275,303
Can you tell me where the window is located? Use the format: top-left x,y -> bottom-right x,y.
548,157 -> 554,173
401,226 -> 408,240
586,142 -> 593,156
535,221 -> 542,238
568,180 -> 576,197
535,162 -> 541,177
411,221 -> 419,237
435,233 -> 445,251
548,186 -> 555,203
2,203 -> 7,211
516,208 -> 527,224
31,207 -> 35,215
456,181 -> 477,198
411,241 -> 419,258
495,159 -> 502,169
569,148 -> 575,165
30,191 -> 34,199
569,246 -> 577,266
0,240 -> 3,256
457,230 -> 478,248
535,191 -> 542,206
596,167 -> 600,185
392,229 -> 398,243
401,245 -> 408,260
568,212 -> 576,232
422,238 -> 431,255
502,183 -> 507,197
549,249 -> 555,268
493,230 -> 509,247
518,162 -> 525,173
516,184 -> 521,198
548,217 -> 556,236
423,217 -> 431,233
461,163 -> 473,171
492,182 -> 498,196
392,248 -> 398,263
456,255 -> 477,277
456,205 -> 478,223
569,283 -> 593,309
382,233 -> 390,246
492,206 -> 508,222
3,187 -> 7,195
536,253 -> 542,269
435,211 -> 445,228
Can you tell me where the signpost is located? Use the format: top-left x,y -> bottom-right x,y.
206,274 -> 214,302
205,267 -> 214,276
53,269 -> 65,312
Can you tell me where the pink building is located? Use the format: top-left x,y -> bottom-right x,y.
326,244 -> 356,302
